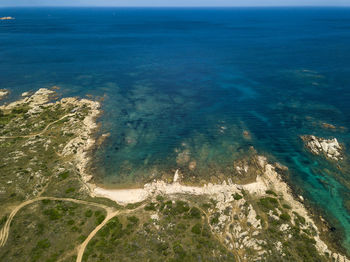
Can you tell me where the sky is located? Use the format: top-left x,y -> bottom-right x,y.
1,0 -> 350,7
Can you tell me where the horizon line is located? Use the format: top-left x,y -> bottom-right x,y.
1,5 -> 350,8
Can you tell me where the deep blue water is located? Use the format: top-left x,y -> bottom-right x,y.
1,7 -> 350,251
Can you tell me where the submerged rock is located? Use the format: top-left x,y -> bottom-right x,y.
176,149 -> 190,166
301,135 -> 343,161
188,160 -> 196,170
322,122 -> 337,130
243,130 -> 251,140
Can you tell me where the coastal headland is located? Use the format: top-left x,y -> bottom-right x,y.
0,88 -> 349,262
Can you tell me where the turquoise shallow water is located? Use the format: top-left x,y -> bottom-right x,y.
1,7 -> 350,251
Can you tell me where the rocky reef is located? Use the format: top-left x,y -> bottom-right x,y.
301,135 -> 343,161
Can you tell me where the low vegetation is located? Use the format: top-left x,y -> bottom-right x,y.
0,90 -> 343,262
83,197 -> 235,262
0,200 -> 106,262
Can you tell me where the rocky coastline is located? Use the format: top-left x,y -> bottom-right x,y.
1,88 -> 349,261
92,155 -> 349,261
71,92 -> 348,261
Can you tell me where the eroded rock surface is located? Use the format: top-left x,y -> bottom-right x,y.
0,89 -> 9,100
301,135 -> 343,160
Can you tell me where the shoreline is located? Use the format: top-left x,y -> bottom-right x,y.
2,88 -> 349,261
79,105 -> 350,260
88,157 -> 350,261
66,86 -> 349,259
89,156 -> 350,262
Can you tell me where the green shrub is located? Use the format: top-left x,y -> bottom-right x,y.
282,204 -> 291,209
173,242 -> 186,259
127,216 -> 139,225
156,242 -> 169,253
36,238 -> 51,249
266,190 -> 277,196
58,171 -> 69,180
158,202 -> 165,212
191,223 -> 202,235
101,217 -> 123,239
78,235 -> 86,242
280,213 -> 291,222
43,208 -> 61,220
210,212 -> 220,225
65,187 -> 75,194
144,202 -> 157,211
94,210 -> 102,217
45,252 -> 59,262
42,199 -> 50,205
176,223 -> 187,233
126,202 -> 142,209
210,198 -> 217,206
0,215 -> 8,227
36,223 -> 45,236
201,203 -> 211,209
201,225 -> 211,238
11,107 -> 28,114
232,193 -> 243,200
293,212 -> 306,226
71,226 -> 80,232
85,209 -> 93,217
95,214 -> 106,225
258,197 -> 279,211
156,195 -> 164,202
174,200 -> 190,214
189,207 -> 201,219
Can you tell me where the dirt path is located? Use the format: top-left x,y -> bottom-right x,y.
75,204 -> 145,262
76,209 -> 119,262
0,196 -> 144,262
0,196 -> 111,248
0,113 -> 74,139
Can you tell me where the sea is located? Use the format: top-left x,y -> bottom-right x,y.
1,7 -> 350,252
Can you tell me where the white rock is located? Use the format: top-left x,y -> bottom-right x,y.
302,135 -> 342,161
0,89 -> 9,100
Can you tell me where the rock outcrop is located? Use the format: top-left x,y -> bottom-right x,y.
301,135 -> 343,161
0,89 -> 9,100
0,88 -> 55,112
93,156 -> 350,261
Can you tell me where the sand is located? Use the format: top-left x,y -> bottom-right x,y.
90,158 -> 349,262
